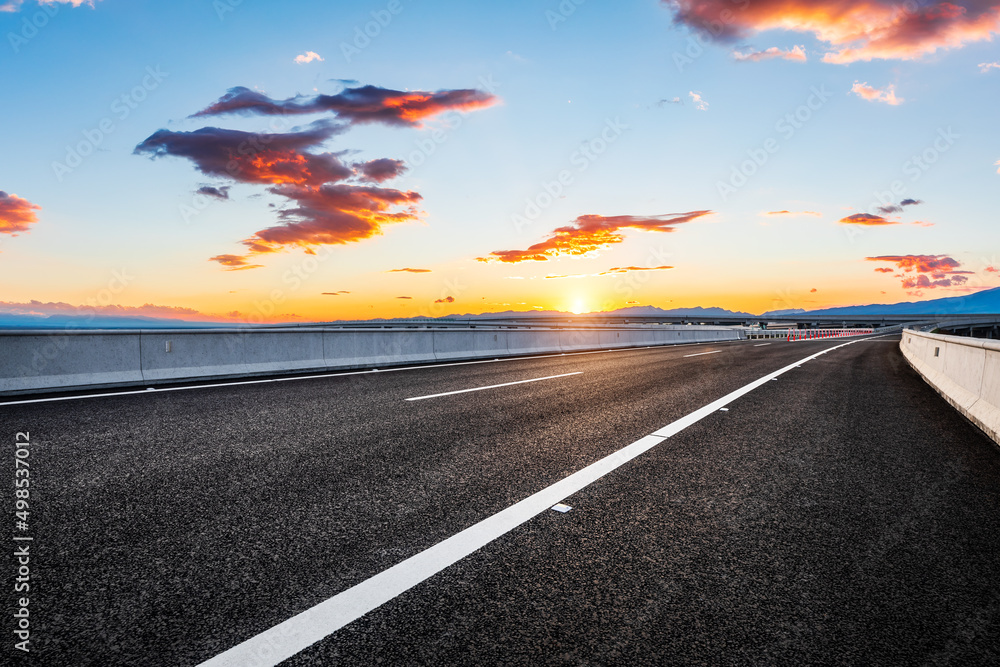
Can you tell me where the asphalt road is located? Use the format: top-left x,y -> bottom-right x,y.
3,336 -> 999,665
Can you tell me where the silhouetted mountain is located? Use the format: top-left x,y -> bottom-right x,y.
799,286 -> 1000,316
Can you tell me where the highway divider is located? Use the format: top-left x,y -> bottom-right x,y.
900,329 -> 1000,445
0,325 -> 743,396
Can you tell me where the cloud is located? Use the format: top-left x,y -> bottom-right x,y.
658,97 -> 683,105
135,121 -> 352,185
434,296 -> 455,303
387,267 -> 431,273
980,61 -> 1000,72
851,81 -> 904,105
208,254 -> 264,271
877,198 -> 923,214
137,122 -> 422,266
839,213 -> 899,225
688,91 -> 709,110
322,290 -> 350,295
478,211 -> 713,263
663,0 -> 1000,64
911,220 -> 935,227
138,81 -> 497,269
294,51 -> 324,64
1,0 -> 96,12
867,254 -> 974,291
355,158 -> 406,183
810,288 -> 818,292
236,183 -> 422,259
733,45 -> 807,62
762,209 -> 821,217
995,159 -> 1000,174
191,84 -> 498,128
196,185 -> 230,200
986,266 -> 999,272
599,265 -> 674,274
396,296 -> 412,299
0,191 -> 40,234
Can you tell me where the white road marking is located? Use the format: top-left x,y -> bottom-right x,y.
197,337 -> 871,667
683,350 -> 721,358
753,343 -> 771,347
404,372 -> 582,402
0,341 -> 735,407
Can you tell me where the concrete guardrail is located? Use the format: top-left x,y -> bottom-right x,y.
0,325 -> 743,397
900,328 -> 1000,445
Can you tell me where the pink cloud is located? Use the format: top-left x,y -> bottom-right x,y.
851,81 -> 904,105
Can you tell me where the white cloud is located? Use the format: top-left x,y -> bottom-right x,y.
979,61 -> 1000,73
689,90 -> 708,111
294,51 -> 324,65
1,0 -> 95,10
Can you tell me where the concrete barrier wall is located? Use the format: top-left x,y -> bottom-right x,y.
0,325 -> 741,397
900,329 -> 1000,445
0,332 -> 143,393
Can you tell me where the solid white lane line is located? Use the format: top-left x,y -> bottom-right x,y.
683,350 -> 721,358
197,337 -> 868,667
404,372 -> 583,401
753,343 -> 772,347
0,341 -> 735,407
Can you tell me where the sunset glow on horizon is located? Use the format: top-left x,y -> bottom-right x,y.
2,1 -> 999,324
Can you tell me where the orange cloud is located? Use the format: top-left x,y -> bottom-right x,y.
208,254 -> 264,271
137,81 -> 497,269
478,211 -> 712,263
867,254 -> 975,291
192,84 -> 498,128
839,213 -> 899,225
598,265 -> 674,274
733,45 -> 807,61
851,81 -> 904,105
387,267 -> 431,273
0,191 -> 40,234
434,296 -> 455,303
664,1 -> 1000,64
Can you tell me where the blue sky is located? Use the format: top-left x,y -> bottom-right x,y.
1,0 -> 998,321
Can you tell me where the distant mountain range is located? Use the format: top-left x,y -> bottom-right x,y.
2,287 -> 999,329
